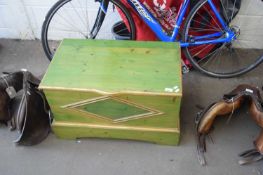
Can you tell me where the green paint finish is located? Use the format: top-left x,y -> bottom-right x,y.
40,39 -> 182,145
77,98 -> 150,120
40,39 -> 181,94
44,89 -> 180,129
52,124 -> 179,146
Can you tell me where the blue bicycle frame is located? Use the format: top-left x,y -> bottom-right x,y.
102,0 -> 236,47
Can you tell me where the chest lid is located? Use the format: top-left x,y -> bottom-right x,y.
40,39 -> 182,96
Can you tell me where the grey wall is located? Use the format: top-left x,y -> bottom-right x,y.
231,0 -> 263,48
0,0 -> 57,39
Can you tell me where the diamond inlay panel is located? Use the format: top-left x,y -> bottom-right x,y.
77,98 -> 149,120
62,96 -> 163,122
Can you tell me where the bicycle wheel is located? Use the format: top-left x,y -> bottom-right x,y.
42,0 -> 136,61
182,0 -> 263,78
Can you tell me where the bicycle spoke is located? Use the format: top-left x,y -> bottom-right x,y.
69,1 -> 87,32
193,44 -> 213,58
189,44 -> 207,52
232,49 -> 243,66
214,47 -> 225,73
230,0 -> 237,22
56,5 -> 88,36
196,11 -> 222,32
191,19 -> 221,32
52,14 -> 79,31
197,44 -> 223,64
189,27 -> 221,32
48,26 -> 87,37
115,28 -> 128,34
51,19 -> 74,32
85,0 -> 91,33
197,36 -> 225,60
76,0 -> 89,34
202,44 -> 224,69
220,0 -> 230,23
226,0 -> 229,15
55,12 -> 87,37
203,5 -> 223,32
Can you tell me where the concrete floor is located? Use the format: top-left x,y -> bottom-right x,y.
0,39 -> 262,175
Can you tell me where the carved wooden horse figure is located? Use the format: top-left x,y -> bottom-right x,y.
0,70 -> 52,145
196,84 -> 263,165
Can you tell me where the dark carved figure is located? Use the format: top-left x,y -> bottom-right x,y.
0,70 -> 52,145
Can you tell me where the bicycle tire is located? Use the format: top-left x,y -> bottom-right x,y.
41,0 -> 136,61
182,0 -> 263,78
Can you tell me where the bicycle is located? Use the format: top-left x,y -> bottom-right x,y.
41,0 -> 263,78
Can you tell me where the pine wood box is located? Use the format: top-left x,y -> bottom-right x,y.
39,39 -> 182,145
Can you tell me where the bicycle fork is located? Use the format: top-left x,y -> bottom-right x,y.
90,0 -> 110,38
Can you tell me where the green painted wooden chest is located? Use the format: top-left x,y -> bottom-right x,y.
39,39 -> 182,145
